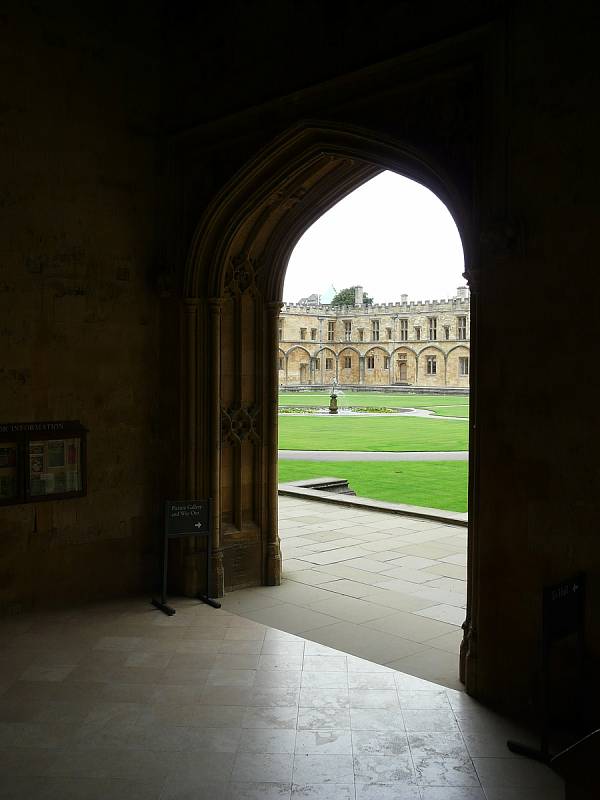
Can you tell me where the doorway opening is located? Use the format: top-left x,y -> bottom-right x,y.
276,169 -> 469,687
183,122 -> 476,688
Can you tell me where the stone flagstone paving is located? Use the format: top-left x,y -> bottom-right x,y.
0,596 -> 562,799
220,496 -> 469,690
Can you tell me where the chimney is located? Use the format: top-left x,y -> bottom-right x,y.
354,286 -> 364,305
456,286 -> 469,299
401,293 -> 408,303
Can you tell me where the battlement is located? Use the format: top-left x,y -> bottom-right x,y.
281,296 -> 470,315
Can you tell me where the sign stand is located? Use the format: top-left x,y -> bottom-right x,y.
507,573 -> 585,763
152,498 -> 221,616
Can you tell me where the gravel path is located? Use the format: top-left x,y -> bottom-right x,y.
279,449 -> 469,461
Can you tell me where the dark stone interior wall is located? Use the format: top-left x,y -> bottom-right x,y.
0,2 -> 164,611
475,1 -> 600,714
166,1 -> 600,718
1,0 -> 599,720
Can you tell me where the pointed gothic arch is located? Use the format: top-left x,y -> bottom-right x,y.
180,122 -> 476,641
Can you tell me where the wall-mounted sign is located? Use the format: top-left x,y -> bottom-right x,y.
543,573 -> 585,644
0,421 -> 87,505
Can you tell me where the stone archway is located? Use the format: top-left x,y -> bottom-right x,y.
181,120 -> 477,682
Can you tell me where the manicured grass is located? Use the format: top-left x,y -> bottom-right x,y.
279,459 -> 468,512
279,391 -> 469,418
425,404 -> 469,418
278,415 -> 468,452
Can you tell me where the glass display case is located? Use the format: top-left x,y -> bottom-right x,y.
0,422 -> 86,505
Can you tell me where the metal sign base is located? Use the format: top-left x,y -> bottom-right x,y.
151,598 -> 177,616
198,594 -> 221,609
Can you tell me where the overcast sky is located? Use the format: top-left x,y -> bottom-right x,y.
283,170 -> 466,304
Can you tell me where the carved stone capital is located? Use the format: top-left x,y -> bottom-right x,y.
221,403 -> 261,446
224,253 -> 259,298
267,300 -> 284,317
266,186 -> 308,211
480,219 -> 522,262
463,266 -> 481,294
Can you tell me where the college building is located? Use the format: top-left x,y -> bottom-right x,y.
279,286 -> 470,389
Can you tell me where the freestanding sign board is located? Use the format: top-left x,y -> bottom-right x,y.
152,499 -> 221,615
165,501 -> 209,536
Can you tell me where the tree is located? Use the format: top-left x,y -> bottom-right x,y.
330,286 -> 373,306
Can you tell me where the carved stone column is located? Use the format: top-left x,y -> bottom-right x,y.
209,297 -> 224,597
359,355 -> 365,385
265,301 -> 283,585
182,299 -> 201,596
460,265 -> 480,690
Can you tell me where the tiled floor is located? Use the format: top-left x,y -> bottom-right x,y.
0,597 -> 563,799
220,496 -> 469,690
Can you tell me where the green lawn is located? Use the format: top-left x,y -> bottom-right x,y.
278,415 -> 468,451
279,460 -> 468,512
279,391 -> 469,418
426,405 -> 469,418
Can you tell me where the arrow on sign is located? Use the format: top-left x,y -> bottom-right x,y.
194,522 -> 202,529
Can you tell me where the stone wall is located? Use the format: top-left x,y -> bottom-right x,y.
0,3 -> 163,612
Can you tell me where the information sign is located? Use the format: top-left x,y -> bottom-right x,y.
543,574 -> 585,643
0,421 -> 86,505
165,501 -> 209,536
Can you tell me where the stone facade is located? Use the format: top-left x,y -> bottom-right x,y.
279,289 -> 470,388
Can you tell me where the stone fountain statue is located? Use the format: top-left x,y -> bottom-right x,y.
328,377 -> 338,414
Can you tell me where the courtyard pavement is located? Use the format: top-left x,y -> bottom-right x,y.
219,496 -> 468,691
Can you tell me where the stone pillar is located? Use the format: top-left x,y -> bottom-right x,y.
265,301 -> 283,586
460,265 -> 479,692
208,298 -> 224,597
359,355 -> 365,385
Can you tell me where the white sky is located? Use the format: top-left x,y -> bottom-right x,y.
283,170 -> 466,304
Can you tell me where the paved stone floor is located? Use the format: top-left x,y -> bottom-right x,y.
221,496 -> 468,690
0,596 -> 562,799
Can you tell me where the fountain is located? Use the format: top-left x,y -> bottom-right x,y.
328,378 -> 338,414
